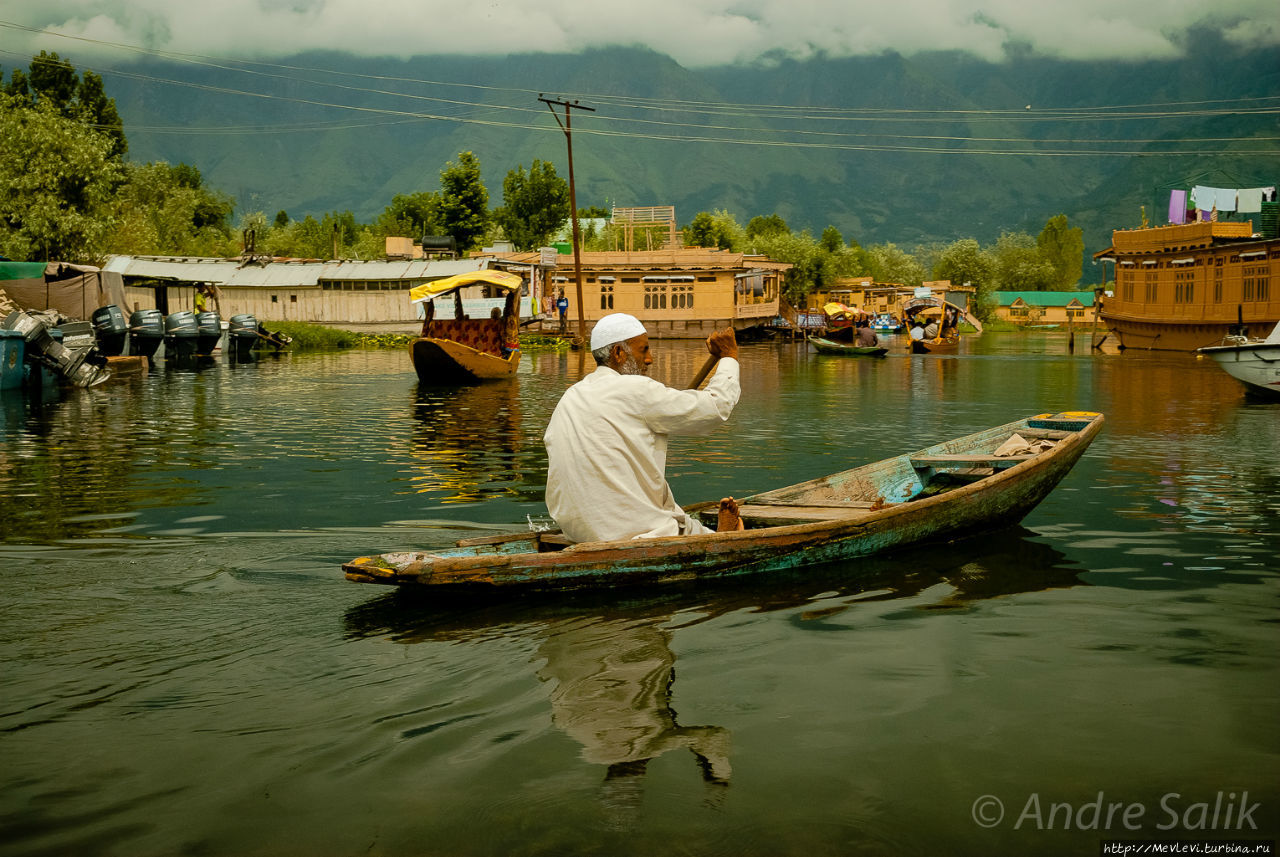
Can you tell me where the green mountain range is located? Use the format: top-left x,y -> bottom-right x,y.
102,36 -> 1280,258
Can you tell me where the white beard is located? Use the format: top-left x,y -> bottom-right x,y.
617,354 -> 645,375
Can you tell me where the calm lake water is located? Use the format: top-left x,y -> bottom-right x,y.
1,333 -> 1277,857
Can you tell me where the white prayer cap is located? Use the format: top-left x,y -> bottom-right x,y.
590,313 -> 647,351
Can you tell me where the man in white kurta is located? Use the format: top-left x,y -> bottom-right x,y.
544,314 -> 741,543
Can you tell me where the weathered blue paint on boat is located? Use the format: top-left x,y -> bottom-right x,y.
343,413 -> 1104,592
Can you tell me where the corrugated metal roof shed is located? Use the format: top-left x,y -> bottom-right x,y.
102,256 -> 243,282
102,256 -> 502,288
319,259 -> 485,281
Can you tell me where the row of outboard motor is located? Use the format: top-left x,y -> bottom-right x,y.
2,306 -> 267,391
91,306 -> 262,361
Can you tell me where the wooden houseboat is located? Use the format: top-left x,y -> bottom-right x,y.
1093,221 -> 1280,352
480,248 -> 790,339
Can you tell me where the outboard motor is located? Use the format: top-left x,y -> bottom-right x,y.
2,310 -> 110,388
164,311 -> 199,361
129,309 -> 165,361
91,305 -> 128,356
228,313 -> 258,360
195,311 -> 222,355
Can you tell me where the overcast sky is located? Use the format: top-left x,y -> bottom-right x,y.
2,0 -> 1277,67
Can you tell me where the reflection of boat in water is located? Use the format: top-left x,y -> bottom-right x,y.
345,412 -> 1102,592
808,336 -> 887,357
407,382 -> 530,503
1197,320 -> 1280,398
409,270 -> 524,384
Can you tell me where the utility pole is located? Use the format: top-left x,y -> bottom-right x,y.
539,95 -> 595,346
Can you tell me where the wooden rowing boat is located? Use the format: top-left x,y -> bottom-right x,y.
344,412 -> 1104,592
910,336 -> 959,354
808,336 -> 887,357
408,269 -> 524,384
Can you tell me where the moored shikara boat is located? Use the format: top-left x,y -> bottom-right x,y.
1197,320 -> 1280,398
344,412 -> 1104,592
808,336 -> 887,357
409,269 -> 524,384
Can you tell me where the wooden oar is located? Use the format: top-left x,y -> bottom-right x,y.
687,354 -> 719,389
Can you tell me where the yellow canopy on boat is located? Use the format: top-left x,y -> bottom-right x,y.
823,302 -> 857,320
409,269 -> 524,304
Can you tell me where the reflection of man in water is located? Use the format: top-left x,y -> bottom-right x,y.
537,618 -> 731,818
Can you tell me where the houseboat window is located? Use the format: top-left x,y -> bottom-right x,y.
671,284 -> 693,309
622,277 -> 640,283
1011,304 -> 1028,318
271,295 -> 278,303
1215,257 -> 1224,266
600,284 -> 614,310
736,273 -> 767,305
1243,265 -> 1268,301
1214,276 -> 1223,304
290,295 -> 297,303
1144,274 -> 1157,303
643,285 -> 668,310
697,276 -> 716,282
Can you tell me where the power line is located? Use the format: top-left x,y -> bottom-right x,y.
3,23 -> 1278,157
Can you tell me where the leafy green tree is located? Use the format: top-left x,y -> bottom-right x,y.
377,191 -> 441,239
76,70 -> 126,159
992,231 -> 1056,291
107,161 -> 235,256
683,210 -> 744,251
4,68 -> 29,98
819,225 -> 843,253
0,93 -> 123,261
274,210 -> 290,228
934,238 -> 997,319
28,51 -> 77,110
438,151 -> 489,251
866,242 -> 925,286
933,239 -> 995,289
6,53 -> 127,161
753,229 -> 855,305
578,205 -> 609,218
497,159 -> 570,250
746,213 -> 790,240
1037,214 -> 1084,290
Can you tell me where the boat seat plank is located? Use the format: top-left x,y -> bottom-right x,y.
1017,428 -> 1074,440
748,498 -> 876,509
910,454 -> 1036,468
736,503 -> 872,527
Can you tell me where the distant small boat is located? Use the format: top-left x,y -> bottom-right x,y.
409,269 -> 523,384
808,336 -> 887,357
343,412 -> 1104,593
870,315 -> 904,334
1023,323 -> 1061,331
1197,321 -> 1280,398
